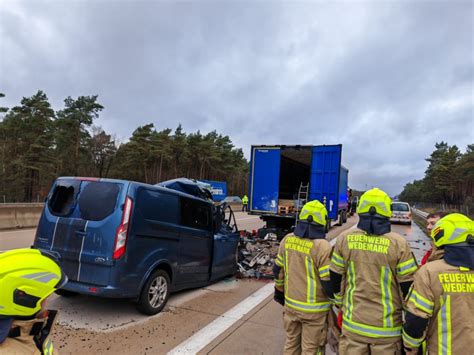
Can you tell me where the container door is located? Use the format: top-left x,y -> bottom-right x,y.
249,147 -> 281,213
309,145 -> 342,220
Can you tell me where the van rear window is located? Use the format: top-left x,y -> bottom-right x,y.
78,182 -> 120,221
392,203 -> 410,212
49,182 -> 80,216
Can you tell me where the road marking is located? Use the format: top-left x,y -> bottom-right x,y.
236,216 -> 260,221
168,283 -> 274,354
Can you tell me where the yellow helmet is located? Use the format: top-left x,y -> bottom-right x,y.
431,213 -> 474,248
299,200 -> 328,226
357,188 -> 392,218
0,248 -> 67,317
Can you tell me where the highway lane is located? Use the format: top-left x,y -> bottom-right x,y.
0,215 -> 431,354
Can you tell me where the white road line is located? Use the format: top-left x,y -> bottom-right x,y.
168,283 -> 274,355
236,216 -> 260,221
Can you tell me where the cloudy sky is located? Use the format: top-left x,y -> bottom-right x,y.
1,0 -> 472,195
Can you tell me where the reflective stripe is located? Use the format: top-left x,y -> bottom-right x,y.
43,338 -> 53,355
331,252 -> 345,268
333,293 -> 342,306
319,265 -> 330,278
22,272 -> 59,284
275,279 -> 284,286
409,290 -> 434,314
305,257 -> 317,303
343,318 -> 402,338
403,328 -> 424,348
285,296 -> 331,313
275,255 -> 284,267
22,271 -> 50,279
438,295 -> 452,355
380,266 -> 393,327
397,258 -> 418,276
284,250 -> 289,292
344,261 -> 356,320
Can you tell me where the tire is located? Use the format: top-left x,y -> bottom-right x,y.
325,219 -> 331,233
342,211 -> 347,224
55,289 -> 79,297
136,269 -> 171,315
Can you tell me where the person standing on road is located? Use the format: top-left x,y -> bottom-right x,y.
402,213 -> 474,354
329,188 -> 418,354
420,211 -> 448,265
0,248 -> 67,354
273,201 -> 332,355
273,200 -> 334,355
242,194 -> 249,212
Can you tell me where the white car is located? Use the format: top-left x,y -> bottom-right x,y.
390,202 -> 412,225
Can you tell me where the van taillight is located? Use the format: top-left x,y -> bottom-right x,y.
113,197 -> 133,260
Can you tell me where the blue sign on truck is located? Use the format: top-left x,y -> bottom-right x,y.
201,180 -> 228,202
248,144 -> 349,237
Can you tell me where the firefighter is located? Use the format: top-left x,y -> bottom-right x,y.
329,188 -> 418,354
402,213 -> 474,354
420,211 -> 449,265
0,248 -> 67,354
274,200 -> 334,355
242,195 -> 249,212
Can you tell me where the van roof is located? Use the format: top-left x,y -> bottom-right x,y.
56,177 -> 214,204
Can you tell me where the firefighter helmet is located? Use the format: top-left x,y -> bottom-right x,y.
299,200 -> 328,226
357,188 -> 392,218
431,213 -> 474,248
0,248 -> 67,317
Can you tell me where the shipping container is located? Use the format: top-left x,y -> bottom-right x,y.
248,144 -> 349,237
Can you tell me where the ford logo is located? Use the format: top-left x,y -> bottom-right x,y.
95,257 -> 106,263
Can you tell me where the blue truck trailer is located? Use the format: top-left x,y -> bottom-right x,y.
200,180 -> 228,202
248,144 -> 349,238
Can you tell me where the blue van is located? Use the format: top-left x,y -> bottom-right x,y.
33,177 -> 239,315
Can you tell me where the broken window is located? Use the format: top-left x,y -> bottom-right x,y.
49,181 -> 80,216
181,197 -> 212,231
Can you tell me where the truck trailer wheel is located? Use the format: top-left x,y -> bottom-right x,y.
136,269 -> 171,315
325,220 -> 331,233
342,210 -> 347,224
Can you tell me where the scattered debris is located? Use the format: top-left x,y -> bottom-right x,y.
237,231 -> 279,279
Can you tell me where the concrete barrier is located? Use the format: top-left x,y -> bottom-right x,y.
0,203 -> 44,230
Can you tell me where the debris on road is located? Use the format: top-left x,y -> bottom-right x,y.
237,231 -> 279,279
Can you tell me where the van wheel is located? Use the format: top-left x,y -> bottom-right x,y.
136,269 -> 170,315
55,289 -> 79,297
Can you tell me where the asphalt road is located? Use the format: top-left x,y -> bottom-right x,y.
0,214 -> 430,354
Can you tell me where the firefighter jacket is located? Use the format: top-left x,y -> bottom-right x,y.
0,311 -> 57,355
403,258 -> 474,354
275,234 -> 332,315
330,228 -> 418,341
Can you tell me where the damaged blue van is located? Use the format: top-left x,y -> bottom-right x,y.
33,177 -> 239,315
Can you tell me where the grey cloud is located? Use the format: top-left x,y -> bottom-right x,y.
0,0 -> 472,195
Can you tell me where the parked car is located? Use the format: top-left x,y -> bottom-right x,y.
390,201 -> 412,225
33,177 -> 239,315
222,196 -> 242,204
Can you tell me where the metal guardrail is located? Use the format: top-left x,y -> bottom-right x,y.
412,207 -> 429,220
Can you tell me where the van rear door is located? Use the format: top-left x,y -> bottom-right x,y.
35,178 -> 126,286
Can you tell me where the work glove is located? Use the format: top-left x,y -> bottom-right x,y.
273,288 -> 284,306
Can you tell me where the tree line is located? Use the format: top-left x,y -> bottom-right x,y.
399,142 -> 474,210
0,91 -> 249,203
